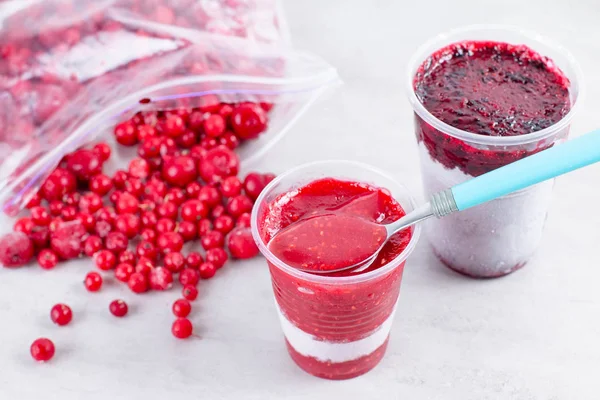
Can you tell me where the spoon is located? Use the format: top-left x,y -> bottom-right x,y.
269,129 -> 600,274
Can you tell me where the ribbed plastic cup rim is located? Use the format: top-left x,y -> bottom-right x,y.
250,160 -> 422,285
405,24 -> 584,146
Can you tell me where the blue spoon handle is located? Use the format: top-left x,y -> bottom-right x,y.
451,130 -> 600,211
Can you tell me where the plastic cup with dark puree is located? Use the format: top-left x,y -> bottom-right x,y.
252,161 -> 420,380
407,26 -> 582,278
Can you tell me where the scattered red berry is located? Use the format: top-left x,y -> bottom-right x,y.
109,300 -> 128,317
128,272 -> 148,294
172,318 -> 193,339
182,285 -> 198,301
206,247 -> 228,269
199,262 -> 216,279
0,232 -> 34,267
149,266 -> 173,291
95,250 -> 117,271
227,228 -> 259,259
50,304 -> 73,326
115,263 -> 135,283
30,338 -> 55,362
37,249 -> 59,270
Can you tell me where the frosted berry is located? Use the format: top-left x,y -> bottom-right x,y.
198,146 -> 240,184
0,232 -> 34,267
149,266 -> 173,291
105,232 -> 129,254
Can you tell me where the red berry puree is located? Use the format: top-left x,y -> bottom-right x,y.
257,178 -> 413,380
414,41 -> 571,176
412,40 -> 572,278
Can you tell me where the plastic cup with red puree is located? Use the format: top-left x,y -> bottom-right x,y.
251,161 -> 421,380
406,26 -> 582,278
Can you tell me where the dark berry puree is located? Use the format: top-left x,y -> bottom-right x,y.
413,41 -> 572,176
258,178 -> 412,379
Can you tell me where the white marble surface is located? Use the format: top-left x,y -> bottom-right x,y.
2,0 -> 600,399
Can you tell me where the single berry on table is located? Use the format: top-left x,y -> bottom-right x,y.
172,299 -> 192,318
109,300 -> 128,317
172,318 -> 193,339
30,338 -> 55,362
50,304 -> 72,326
182,285 -> 198,301
84,272 -> 103,292
37,249 -> 59,270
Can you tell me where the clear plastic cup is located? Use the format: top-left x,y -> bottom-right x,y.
251,160 -> 421,380
406,25 -> 582,278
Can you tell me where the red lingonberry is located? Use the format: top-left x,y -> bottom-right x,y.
198,146 -> 240,184
76,212 -> 96,232
161,115 -> 186,138
198,186 -> 221,207
197,219 -> 213,237
37,249 -> 59,270
105,232 -> 129,254
114,213 -> 141,238
116,192 -> 139,214
50,304 -> 72,326
182,285 -> 198,301
230,103 -> 267,140
128,272 -> 148,294
136,124 -> 156,141
95,250 -> 117,271
157,201 -> 178,220
243,172 -> 273,200
66,149 -> 102,181
128,158 -> 150,179
141,211 -> 158,229
89,173 -> 113,196
93,142 -> 111,162
124,178 -> 144,198
226,195 -> 253,218
203,114 -> 226,138
176,130 -> 197,148
84,272 -> 103,292
83,235 -> 103,257
115,262 -> 135,282
189,144 -> 207,160
140,228 -> 157,244
63,192 -> 81,207
211,204 -> 226,219
227,228 -> 259,259
49,201 -> 64,216
162,155 -> 198,188
156,218 -> 176,234
206,247 -> 228,269
179,268 -> 200,286
219,131 -> 240,150
109,300 -> 128,317
30,338 -> 55,362
138,137 -> 162,159
118,250 -> 136,265
109,190 -> 122,205
30,206 -> 51,226
156,232 -> 184,254
165,188 -> 186,206
200,230 -> 224,251
41,168 -> 77,201
177,221 -> 197,241
185,182 -> 202,198
95,206 -> 116,223
135,257 -> 155,276
149,266 -> 173,291
213,215 -> 234,235
112,170 -> 129,189
78,192 -> 103,214
172,298 -> 191,318
172,318 -> 193,339
199,262 -> 217,279
14,217 -> 34,234
114,120 -> 138,146
164,252 -> 185,273
180,199 -> 208,222
200,137 -> 217,150
136,241 -> 158,262
60,206 -> 78,221
220,176 -> 242,198
185,252 -> 203,269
